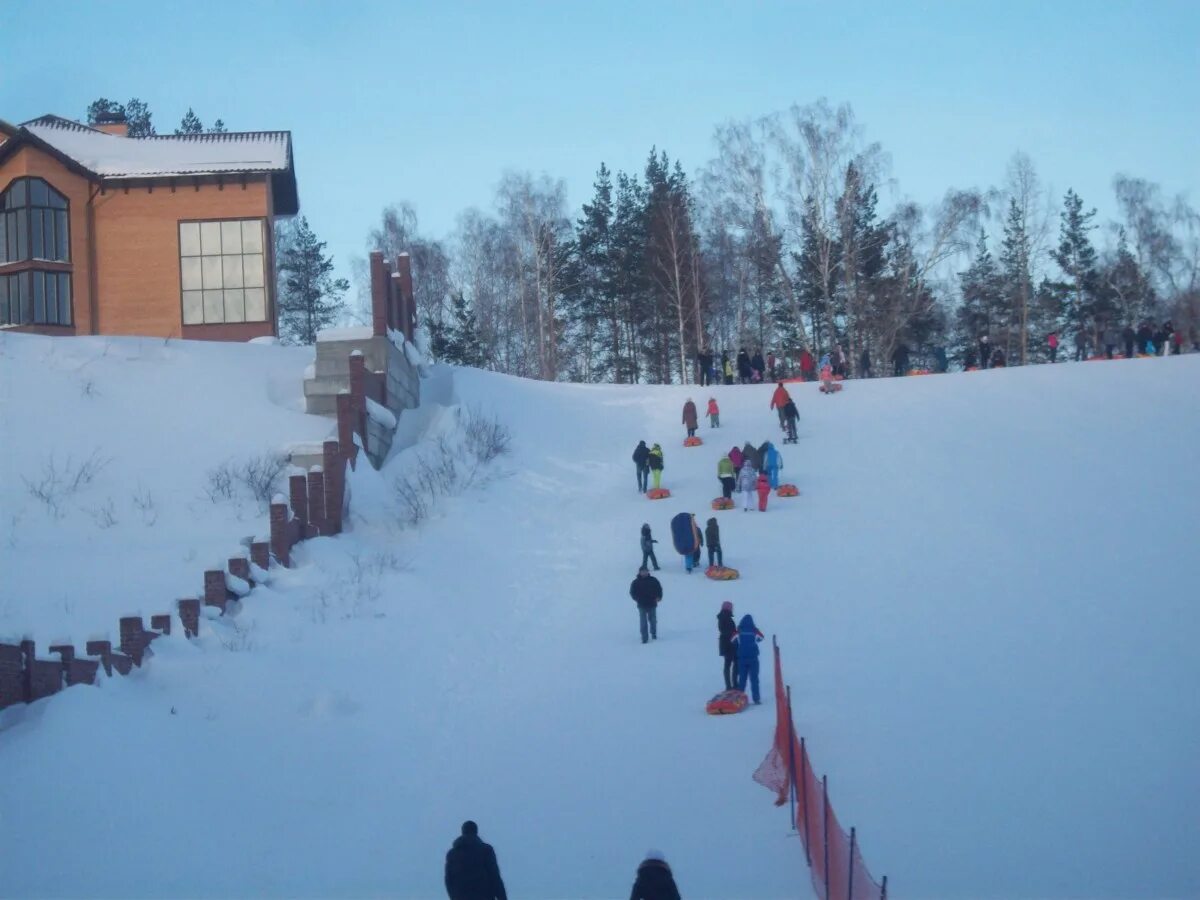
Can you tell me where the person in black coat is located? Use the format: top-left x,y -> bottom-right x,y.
736,348 -> 751,384
892,343 -> 910,376
639,523 -> 660,571
629,567 -> 664,644
629,851 -> 682,900
445,821 -> 507,900
717,601 -> 738,690
632,441 -> 650,493
697,349 -> 713,386
1122,324 -> 1135,360
1137,321 -> 1153,354
704,517 -> 722,568
750,350 -> 766,382
859,348 -> 871,378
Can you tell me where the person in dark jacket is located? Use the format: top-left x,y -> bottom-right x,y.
978,335 -> 990,369
736,348 -> 751,384
639,523 -> 660,571
782,399 -> 799,443
445,820 -> 507,900
750,350 -> 766,382
859,348 -> 871,378
733,613 -> 765,703
717,601 -> 738,690
1122,324 -> 1135,359
629,850 -> 681,900
697,349 -> 713,386
933,346 -> 948,373
892,343 -> 910,376
991,347 -> 1006,368
632,441 -> 650,493
741,441 -> 762,472
629,566 -> 663,643
705,517 -> 723,568
1073,328 -> 1087,361
1137,321 -> 1153,354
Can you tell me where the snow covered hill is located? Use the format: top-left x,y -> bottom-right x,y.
2,336 -> 1198,900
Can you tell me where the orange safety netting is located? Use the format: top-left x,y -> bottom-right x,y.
754,641 -> 886,900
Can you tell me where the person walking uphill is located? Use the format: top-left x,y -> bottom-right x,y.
629,850 -> 682,900
717,454 -> 736,499
445,820 -> 507,900
770,382 -> 791,430
782,398 -> 799,444
629,566 -> 663,644
640,523 -> 660,571
755,469 -> 771,511
737,460 -> 758,511
682,399 -> 698,438
705,517 -> 723,568
733,614 -> 765,703
647,443 -> 664,490
706,396 -> 720,428
762,441 -> 783,489
632,440 -> 650,493
717,601 -> 738,690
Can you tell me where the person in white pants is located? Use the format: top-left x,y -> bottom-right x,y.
737,464 -> 758,511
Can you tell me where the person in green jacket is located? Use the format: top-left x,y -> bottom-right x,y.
717,455 -> 735,499
647,444 -> 665,490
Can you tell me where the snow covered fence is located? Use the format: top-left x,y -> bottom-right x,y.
754,638 -> 887,900
0,436 -> 355,714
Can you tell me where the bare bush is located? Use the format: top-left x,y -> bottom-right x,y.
462,405 -> 512,463
216,618 -> 257,652
86,498 -> 119,529
22,450 -> 111,519
79,378 -> 99,399
132,486 -> 158,526
203,452 -> 286,508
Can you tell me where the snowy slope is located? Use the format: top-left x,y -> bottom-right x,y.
1,346 -> 1198,900
0,333 -> 332,640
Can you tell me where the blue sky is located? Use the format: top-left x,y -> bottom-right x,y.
3,0 -> 1198,286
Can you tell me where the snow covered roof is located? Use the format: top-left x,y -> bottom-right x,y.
3,114 -> 299,214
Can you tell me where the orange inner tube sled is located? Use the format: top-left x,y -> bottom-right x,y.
776,484 -> 799,497
684,436 -> 703,446
711,497 -> 734,510
646,488 -> 671,500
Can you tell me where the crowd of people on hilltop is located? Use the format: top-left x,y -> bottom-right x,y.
695,317 -> 1197,385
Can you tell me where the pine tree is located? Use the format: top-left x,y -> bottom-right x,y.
999,198 -> 1033,363
573,163 -> 617,381
176,108 -> 204,135
610,170 -> 650,382
1102,228 -> 1154,328
122,98 -> 155,136
1050,189 -> 1100,337
430,292 -> 488,367
955,231 -> 1004,366
209,119 -> 227,134
276,217 -> 350,344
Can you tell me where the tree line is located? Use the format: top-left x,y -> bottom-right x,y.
357,100 -> 1198,380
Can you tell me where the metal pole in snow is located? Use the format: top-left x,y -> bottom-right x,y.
823,775 -> 830,900
880,874 -> 888,900
786,684 -> 797,833
800,737 -> 811,867
848,826 -> 856,900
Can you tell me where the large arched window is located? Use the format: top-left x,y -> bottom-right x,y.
1,177 -> 70,263
0,177 -> 73,327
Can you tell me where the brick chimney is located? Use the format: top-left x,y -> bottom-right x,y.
93,111 -> 129,137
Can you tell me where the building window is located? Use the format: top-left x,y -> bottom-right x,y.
179,219 -> 268,325
0,271 -> 72,326
0,177 -> 71,264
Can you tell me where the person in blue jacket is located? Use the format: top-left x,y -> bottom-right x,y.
763,441 -> 783,489
732,614 -> 765,704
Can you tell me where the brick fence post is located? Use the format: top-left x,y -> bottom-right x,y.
323,440 -> 342,534
178,598 -> 201,638
203,570 -> 227,613
289,473 -> 308,537
270,499 -> 290,567
336,391 -> 357,470
150,614 -> 171,635
119,616 -> 155,666
85,639 -> 113,677
307,467 -> 327,537
250,541 -> 270,572
370,251 -> 387,337
397,253 -> 415,341
229,556 -> 251,587
0,643 -> 24,709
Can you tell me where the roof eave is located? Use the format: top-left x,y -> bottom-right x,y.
0,129 -> 100,182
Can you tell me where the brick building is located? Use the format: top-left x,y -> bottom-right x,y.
0,113 -> 298,340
